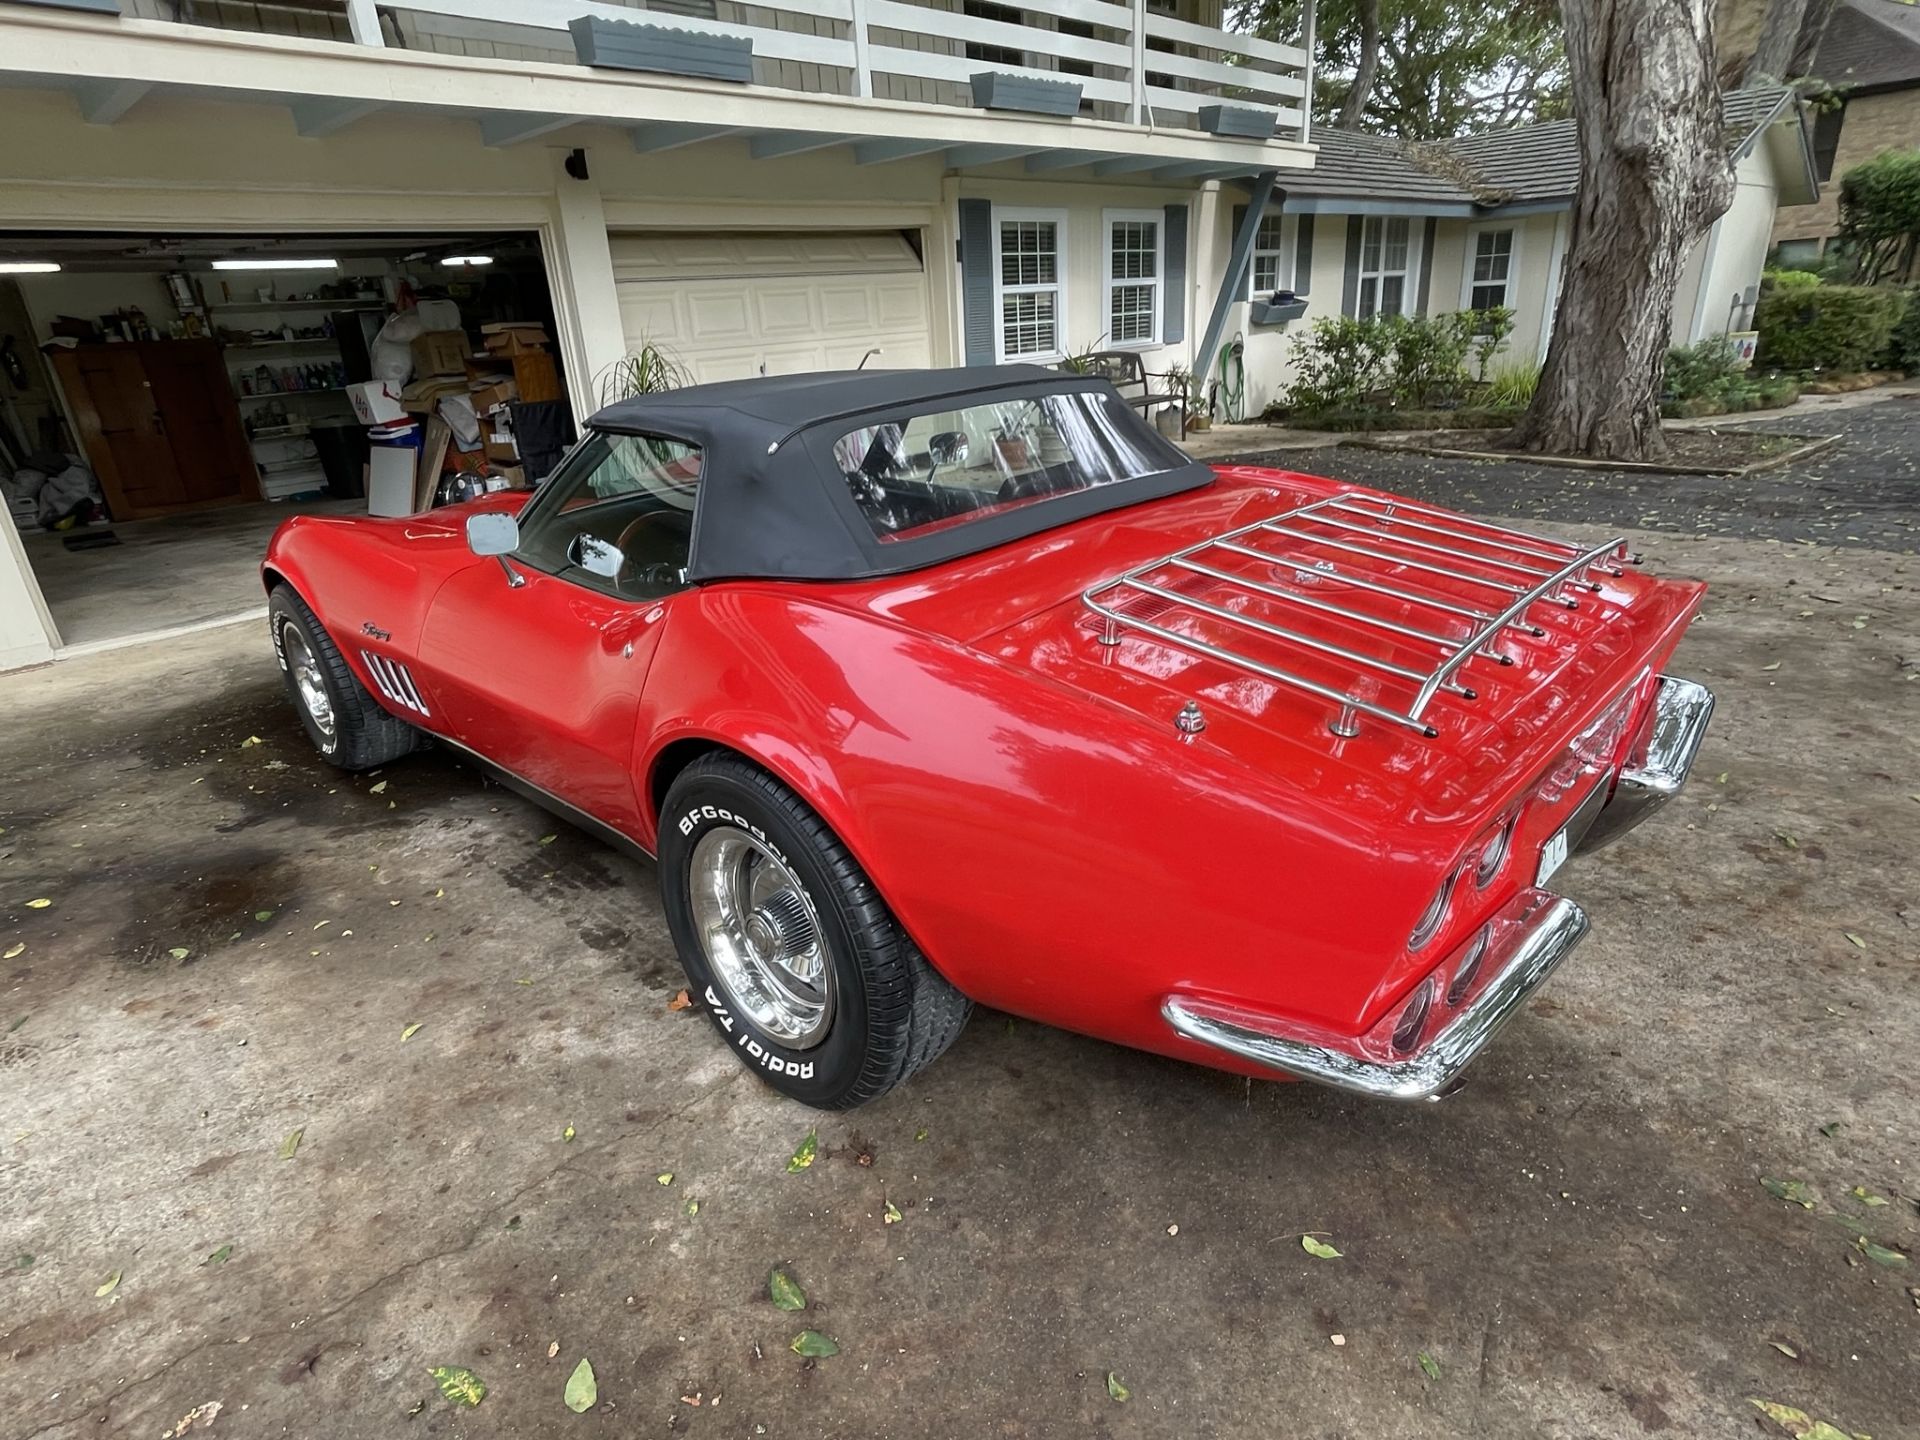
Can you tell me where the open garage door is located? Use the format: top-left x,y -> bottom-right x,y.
610,231 -> 932,383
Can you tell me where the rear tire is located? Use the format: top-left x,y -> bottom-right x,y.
659,754 -> 971,1108
268,584 -> 419,772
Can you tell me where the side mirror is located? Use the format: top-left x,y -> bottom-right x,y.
567,532 -> 625,579
466,512 -> 520,557
928,430 -> 969,467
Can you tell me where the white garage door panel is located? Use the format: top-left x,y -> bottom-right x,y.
612,230 -> 932,384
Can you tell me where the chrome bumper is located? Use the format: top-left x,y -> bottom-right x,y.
1579,674 -> 1715,852
1162,891 -> 1590,1103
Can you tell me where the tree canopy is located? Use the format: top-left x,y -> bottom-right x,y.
1226,0 -> 1569,138
1836,147 -> 1920,284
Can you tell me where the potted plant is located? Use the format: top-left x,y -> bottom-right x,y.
597,339 -> 692,406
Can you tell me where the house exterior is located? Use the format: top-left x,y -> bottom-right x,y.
1769,0 -> 1920,267
1209,87 -> 1820,417
0,0 -> 1319,669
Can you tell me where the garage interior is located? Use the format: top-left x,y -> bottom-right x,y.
0,229 -> 569,651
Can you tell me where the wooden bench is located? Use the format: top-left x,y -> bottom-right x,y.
1075,350 -> 1187,440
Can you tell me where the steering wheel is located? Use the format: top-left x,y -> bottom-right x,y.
614,510 -> 691,594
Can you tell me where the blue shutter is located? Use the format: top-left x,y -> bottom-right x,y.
1341,216 -> 1363,317
1294,214 -> 1315,296
1415,217 -> 1438,314
958,198 -> 995,366
1162,203 -> 1189,344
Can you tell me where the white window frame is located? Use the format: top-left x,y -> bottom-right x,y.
1102,207 -> 1163,350
1246,211 -> 1295,300
1459,222 -> 1521,315
1356,215 -> 1420,319
992,205 -> 1069,364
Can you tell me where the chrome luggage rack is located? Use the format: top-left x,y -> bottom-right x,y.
1083,494 -> 1634,739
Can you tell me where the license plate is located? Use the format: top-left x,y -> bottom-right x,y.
1537,826 -> 1570,885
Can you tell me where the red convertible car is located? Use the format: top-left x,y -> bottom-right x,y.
262,366 -> 1712,1108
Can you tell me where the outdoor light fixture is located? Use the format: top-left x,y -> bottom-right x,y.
0,261 -> 62,274
439,255 -> 495,267
210,258 -> 339,271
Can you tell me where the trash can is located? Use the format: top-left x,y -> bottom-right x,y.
310,421 -> 370,499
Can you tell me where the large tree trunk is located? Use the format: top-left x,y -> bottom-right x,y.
1743,0 -> 1809,80
1336,0 -> 1383,129
1508,0 -> 1735,461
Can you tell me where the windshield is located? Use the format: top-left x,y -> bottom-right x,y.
829,389 -> 1178,543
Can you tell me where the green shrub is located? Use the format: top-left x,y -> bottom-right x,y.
1664,336 -> 1742,400
1282,311 -> 1496,414
1754,280 -> 1906,372
1281,315 -> 1395,412
1383,312 -> 1476,407
1763,266 -> 1822,291
1836,147 -> 1920,284
1484,361 -> 1541,406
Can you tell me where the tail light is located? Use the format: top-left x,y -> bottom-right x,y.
1390,977 -> 1438,1054
1408,869 -> 1458,952
1446,925 -> 1492,1005
1470,812 -> 1518,889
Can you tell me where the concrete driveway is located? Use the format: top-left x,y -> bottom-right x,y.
4,400 -> 1916,1440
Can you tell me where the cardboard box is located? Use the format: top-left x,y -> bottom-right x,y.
469,378 -> 519,412
411,329 -> 470,378
347,380 -> 406,426
483,331 -> 548,356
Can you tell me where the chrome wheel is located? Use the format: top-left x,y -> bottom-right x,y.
281,619 -> 335,740
689,826 -> 833,1048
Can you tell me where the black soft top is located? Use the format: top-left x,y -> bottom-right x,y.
585,364 -> 1213,583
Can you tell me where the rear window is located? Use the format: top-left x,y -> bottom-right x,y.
829,389 -> 1176,542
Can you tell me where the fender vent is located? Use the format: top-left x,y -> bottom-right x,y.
360,650 -> 430,717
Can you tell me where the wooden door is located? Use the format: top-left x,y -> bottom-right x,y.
141,341 -> 260,508
51,345 -> 186,519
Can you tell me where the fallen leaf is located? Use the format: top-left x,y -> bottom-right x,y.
656,1172 -> 674,1186
369,781 -> 388,795
791,1330 -> 839,1358
1770,1341 -> 1799,1359
255,910 -> 274,922
1843,932 -> 1866,950
686,1198 -> 699,1217
787,1128 -> 818,1172
1715,771 -> 1729,784
3,943 -> 22,959
240,736 -> 262,748
1774,831 -> 1799,849
505,1215 -> 522,1231
563,1357 -> 596,1413
1761,1177 -> 1815,1209
769,1268 -> 806,1311
162,1400 -> 223,1437
95,1270 -> 121,1297
25,898 -> 50,909
434,888 -> 445,898
547,1341 -> 559,1358
14,1254 -> 31,1269
1105,1371 -> 1129,1402
1762,661 -> 1781,671
1418,1351 -> 1441,1380
6,1015 -> 25,1034
1330,1333 -> 1347,1346
1749,1397 -> 1864,1439
539,834 -> 557,846
401,1023 -> 423,1042
1302,1235 -> 1342,1259
562,1125 -> 576,1143
204,1245 -> 233,1265
430,1365 -> 486,1408
1818,1122 -> 1842,1138
169,947 -> 190,960
667,989 -> 691,1012
1849,1186 -> 1889,1207
884,1200 -> 903,1224
914,1128 -> 929,1142
279,1127 -> 303,1160
1857,1237 -> 1908,1268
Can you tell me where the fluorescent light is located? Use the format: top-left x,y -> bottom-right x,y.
211,257 -> 339,271
440,255 -> 494,267
0,261 -> 61,274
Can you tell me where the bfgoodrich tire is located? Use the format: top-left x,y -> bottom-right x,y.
659,754 -> 971,1109
268,585 -> 419,772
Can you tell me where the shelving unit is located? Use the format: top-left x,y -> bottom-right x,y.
215,294 -> 361,501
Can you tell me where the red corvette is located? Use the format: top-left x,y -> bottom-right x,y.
262,366 -> 1712,1108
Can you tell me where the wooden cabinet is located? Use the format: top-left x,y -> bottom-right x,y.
49,340 -> 260,520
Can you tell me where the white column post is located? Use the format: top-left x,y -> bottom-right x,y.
0,520 -> 59,670
1299,0 -> 1316,144
544,151 -> 630,422
345,0 -> 385,46
849,0 -> 872,99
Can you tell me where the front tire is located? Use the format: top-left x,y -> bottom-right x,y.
659,755 -> 971,1108
269,585 -> 419,772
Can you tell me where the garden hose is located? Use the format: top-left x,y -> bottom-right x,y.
1215,336 -> 1246,424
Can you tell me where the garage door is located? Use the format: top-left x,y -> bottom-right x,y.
610,230 -> 932,383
